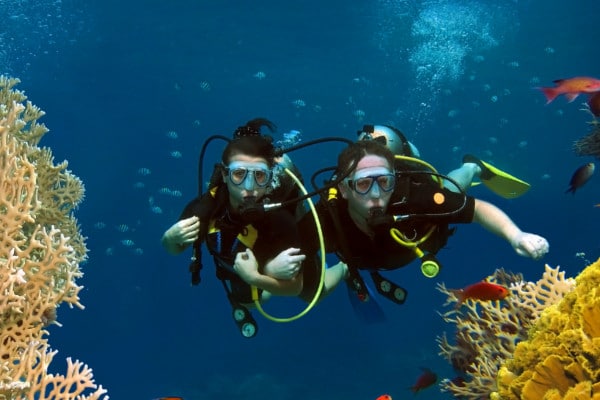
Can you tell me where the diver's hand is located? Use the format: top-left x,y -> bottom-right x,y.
161,216 -> 200,255
264,248 -> 306,280
234,249 -> 260,284
511,232 -> 549,260
163,216 -> 200,245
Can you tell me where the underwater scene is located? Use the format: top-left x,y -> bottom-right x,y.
1,0 -> 600,399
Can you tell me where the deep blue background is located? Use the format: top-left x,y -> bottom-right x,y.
4,0 -> 599,398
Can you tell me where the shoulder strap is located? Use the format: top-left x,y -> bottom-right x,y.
322,189 -> 370,301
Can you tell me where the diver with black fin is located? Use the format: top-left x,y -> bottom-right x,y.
161,118 -> 306,338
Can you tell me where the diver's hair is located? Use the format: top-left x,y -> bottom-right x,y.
337,140 -> 395,175
222,118 -> 277,166
232,117 -> 276,139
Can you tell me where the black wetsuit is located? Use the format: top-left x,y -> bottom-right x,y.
298,178 -> 476,298
178,188 -> 301,302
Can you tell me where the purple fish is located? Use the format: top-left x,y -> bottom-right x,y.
566,162 -> 595,194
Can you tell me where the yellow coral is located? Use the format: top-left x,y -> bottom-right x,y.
496,258 -> 600,400
439,265 -> 575,400
0,77 -> 107,399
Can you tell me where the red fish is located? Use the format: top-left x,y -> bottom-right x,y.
153,398 -> 183,400
448,281 -> 510,307
537,76 -> 600,104
566,162 -> 595,194
588,92 -> 600,117
410,368 -> 437,393
375,395 -> 392,400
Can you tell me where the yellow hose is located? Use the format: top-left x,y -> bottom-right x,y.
251,167 -> 326,322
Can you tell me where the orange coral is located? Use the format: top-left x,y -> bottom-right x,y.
0,77 -> 107,399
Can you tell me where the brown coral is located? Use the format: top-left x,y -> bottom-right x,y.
573,124 -> 600,159
0,76 -> 107,399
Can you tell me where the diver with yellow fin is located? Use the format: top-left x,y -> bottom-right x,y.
298,127 -> 548,321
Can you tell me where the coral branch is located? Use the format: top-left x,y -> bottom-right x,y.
0,76 -> 107,399
437,266 -> 574,399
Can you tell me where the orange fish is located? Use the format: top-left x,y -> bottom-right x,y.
448,281 -> 510,307
410,368 -> 437,393
375,395 -> 392,400
588,92 -> 600,117
537,76 -> 600,104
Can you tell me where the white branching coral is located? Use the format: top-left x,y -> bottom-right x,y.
437,265 -> 575,400
0,76 -> 107,399
509,265 -> 576,321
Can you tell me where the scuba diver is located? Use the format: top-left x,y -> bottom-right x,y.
161,118 -> 306,337
298,137 -> 549,313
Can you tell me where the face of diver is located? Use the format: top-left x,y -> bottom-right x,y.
339,154 -> 394,225
223,154 -> 272,210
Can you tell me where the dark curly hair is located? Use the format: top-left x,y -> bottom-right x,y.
222,118 -> 277,166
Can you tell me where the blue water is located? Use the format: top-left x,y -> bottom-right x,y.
5,0 -> 599,398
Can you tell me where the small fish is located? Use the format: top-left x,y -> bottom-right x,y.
199,81 -> 211,92
152,397 -> 183,400
375,395 -> 392,400
120,239 -> 135,247
115,224 -> 130,232
410,367 -> 437,393
588,92 -> 600,117
537,76 -> 600,104
566,162 -> 595,194
150,205 -> 163,214
291,99 -> 306,108
448,281 -> 510,307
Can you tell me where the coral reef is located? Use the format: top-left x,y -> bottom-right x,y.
494,258 -> 600,400
437,265 -> 575,399
0,76 -> 107,399
573,124 -> 600,159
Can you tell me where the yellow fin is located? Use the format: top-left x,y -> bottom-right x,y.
479,159 -> 530,199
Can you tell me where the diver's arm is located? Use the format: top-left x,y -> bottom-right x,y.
472,199 -> 521,240
234,249 -> 304,296
263,248 -> 306,279
472,199 -> 549,260
161,216 -> 200,255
